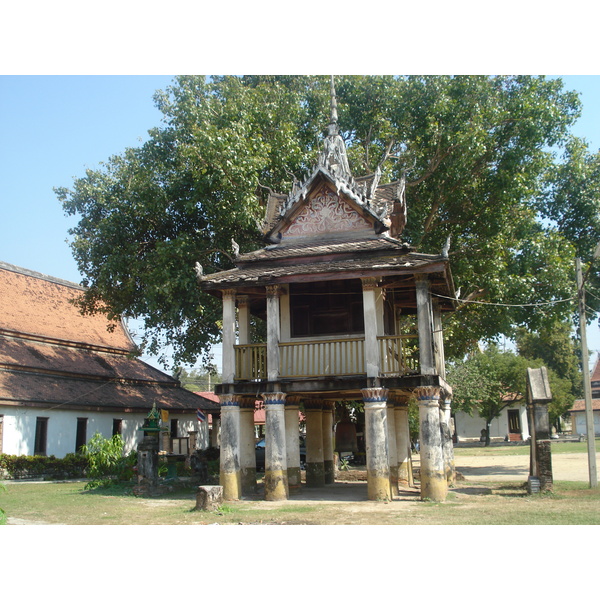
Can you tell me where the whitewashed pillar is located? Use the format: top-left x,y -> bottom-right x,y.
305,400 -> 325,487
441,395 -> 456,486
219,394 -> 241,500
387,401 -> 398,493
362,387 -> 391,501
394,402 -> 411,486
238,295 -> 251,345
416,386 -> 447,502
262,392 -> 288,501
265,285 -> 281,382
239,398 -> 257,495
285,397 -> 302,487
322,402 -> 335,484
432,298 -> 446,379
222,289 -> 237,384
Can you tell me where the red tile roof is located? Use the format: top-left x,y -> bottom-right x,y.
0,262 -> 134,350
569,399 -> 600,412
0,262 -> 219,413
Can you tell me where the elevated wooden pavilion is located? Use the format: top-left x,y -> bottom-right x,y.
198,79 -> 456,501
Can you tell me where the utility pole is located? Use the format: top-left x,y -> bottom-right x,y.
576,254 -> 599,488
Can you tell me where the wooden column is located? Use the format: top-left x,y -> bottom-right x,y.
432,298 -> 446,379
238,295 -> 251,345
362,278 -> 381,379
415,275 -> 435,375
219,394 -> 241,500
415,386 -> 447,502
222,289 -> 237,384
362,387 -> 391,501
262,392 -> 288,501
265,285 -> 281,382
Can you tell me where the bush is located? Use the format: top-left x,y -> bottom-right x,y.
81,433 -> 136,488
0,453 -> 88,480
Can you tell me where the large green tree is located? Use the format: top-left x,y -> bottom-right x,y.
56,75 -> 600,366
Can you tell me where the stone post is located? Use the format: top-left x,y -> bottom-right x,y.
387,402 -> 398,493
362,387 -> 391,501
394,400 -> 411,486
136,435 -> 159,489
285,397 -> 302,487
239,398 -> 257,495
322,402 -> 335,484
219,395 -> 242,501
262,392 -> 288,501
416,386 -> 447,502
305,400 -> 325,487
222,289 -> 237,384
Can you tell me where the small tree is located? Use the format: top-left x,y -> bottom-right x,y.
81,433 -> 135,488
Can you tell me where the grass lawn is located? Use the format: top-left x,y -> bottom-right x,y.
2,478 -> 599,525
453,439 -> 600,457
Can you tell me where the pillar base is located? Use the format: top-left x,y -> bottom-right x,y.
306,462 -> 325,487
324,460 -> 334,484
220,470 -> 241,501
264,469 -> 289,501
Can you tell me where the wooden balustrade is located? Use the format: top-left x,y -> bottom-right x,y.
233,335 -> 419,380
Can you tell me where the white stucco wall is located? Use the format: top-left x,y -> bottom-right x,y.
454,404 -> 530,442
572,411 -> 600,436
0,407 -> 211,458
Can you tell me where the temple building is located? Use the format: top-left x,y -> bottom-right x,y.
197,79 -> 456,502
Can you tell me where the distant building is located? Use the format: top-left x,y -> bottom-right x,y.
0,261 -> 219,458
569,356 -> 600,437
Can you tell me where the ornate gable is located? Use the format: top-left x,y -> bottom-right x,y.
282,184 -> 372,238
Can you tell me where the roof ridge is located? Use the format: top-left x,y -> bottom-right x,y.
0,261 -> 82,290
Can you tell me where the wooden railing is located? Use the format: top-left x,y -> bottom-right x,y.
233,335 -> 419,381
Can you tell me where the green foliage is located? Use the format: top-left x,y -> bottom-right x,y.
81,433 -> 136,488
0,482 -> 6,525
56,75 -> 600,364
0,453 -> 88,479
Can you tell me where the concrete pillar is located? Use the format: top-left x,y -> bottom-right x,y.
415,275 -> 435,375
416,386 -> 447,502
219,395 -> 242,500
387,402 -> 398,493
262,392 -> 288,501
322,402 -> 335,484
305,401 -> 325,487
362,387 -> 391,501
239,398 -> 257,495
394,402 -> 411,486
222,289 -> 237,384
265,285 -> 281,382
210,416 -> 220,448
285,397 -> 302,488
441,395 -> 455,486
362,277 -> 381,379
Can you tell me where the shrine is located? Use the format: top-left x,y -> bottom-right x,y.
197,78 -> 456,502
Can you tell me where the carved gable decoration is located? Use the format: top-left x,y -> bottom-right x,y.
282,186 -> 372,238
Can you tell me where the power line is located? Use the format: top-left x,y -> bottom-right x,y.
432,292 -> 577,309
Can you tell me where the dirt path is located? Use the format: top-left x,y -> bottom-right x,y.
448,451 -> 600,483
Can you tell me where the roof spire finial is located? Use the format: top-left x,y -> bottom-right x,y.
329,75 -> 339,136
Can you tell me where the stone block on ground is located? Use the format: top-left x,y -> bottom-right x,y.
195,485 -> 223,511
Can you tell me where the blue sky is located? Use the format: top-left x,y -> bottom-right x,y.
1,75 -> 599,372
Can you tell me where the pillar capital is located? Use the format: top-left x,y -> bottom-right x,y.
415,386 -> 441,407
219,394 -> 241,408
361,387 -> 388,404
237,294 -> 249,307
261,392 -> 287,406
239,397 -> 256,409
222,288 -> 237,300
361,277 -> 379,291
265,284 -> 282,298
285,395 -> 301,408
